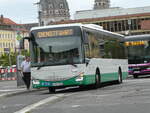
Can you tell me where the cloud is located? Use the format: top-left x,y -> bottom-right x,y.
0,0 -> 39,23
0,0 -> 150,23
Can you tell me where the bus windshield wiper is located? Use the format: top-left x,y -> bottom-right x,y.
36,63 -> 47,70
70,63 -> 77,67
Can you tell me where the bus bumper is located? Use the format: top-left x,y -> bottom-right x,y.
32,75 -> 95,89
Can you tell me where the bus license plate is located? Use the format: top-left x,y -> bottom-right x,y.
52,83 -> 63,86
134,71 -> 140,73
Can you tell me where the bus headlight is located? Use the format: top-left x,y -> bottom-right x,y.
32,80 -> 40,85
75,73 -> 84,82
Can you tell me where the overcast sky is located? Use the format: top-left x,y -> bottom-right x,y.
0,0 -> 150,24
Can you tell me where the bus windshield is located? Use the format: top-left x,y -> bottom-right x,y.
127,41 -> 150,64
31,35 -> 82,67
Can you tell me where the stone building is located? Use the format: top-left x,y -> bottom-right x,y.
38,0 -> 70,26
50,5 -> 150,36
94,0 -> 110,10
74,6 -> 150,35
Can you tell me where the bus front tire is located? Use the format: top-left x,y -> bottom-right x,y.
117,68 -> 123,84
48,87 -> 55,93
95,72 -> 101,88
133,74 -> 138,78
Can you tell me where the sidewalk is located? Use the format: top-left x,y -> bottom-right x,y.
0,80 -> 45,98
0,80 -> 26,96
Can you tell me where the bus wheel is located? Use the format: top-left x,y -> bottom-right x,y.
95,71 -> 101,88
117,68 -> 123,84
48,87 -> 55,93
133,74 -> 138,78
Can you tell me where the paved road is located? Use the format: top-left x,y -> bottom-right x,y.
0,89 -> 52,113
30,77 -> 150,113
1,77 -> 150,113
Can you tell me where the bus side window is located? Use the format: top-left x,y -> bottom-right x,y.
83,32 -> 91,58
103,39 -> 126,59
84,44 -> 91,58
88,33 -> 101,58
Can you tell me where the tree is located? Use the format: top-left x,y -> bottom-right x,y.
0,50 -> 29,67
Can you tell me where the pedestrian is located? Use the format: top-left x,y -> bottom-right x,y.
21,56 -> 31,90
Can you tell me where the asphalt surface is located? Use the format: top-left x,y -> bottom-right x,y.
30,77 -> 150,113
1,76 -> 150,113
0,81 -> 26,95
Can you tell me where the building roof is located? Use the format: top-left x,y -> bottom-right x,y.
0,15 -> 28,32
49,12 -> 150,25
75,6 -> 150,20
0,17 -> 18,25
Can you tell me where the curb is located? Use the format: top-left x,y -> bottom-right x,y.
127,75 -> 133,79
0,88 -> 47,98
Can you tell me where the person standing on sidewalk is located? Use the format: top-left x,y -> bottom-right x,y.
21,56 -> 31,90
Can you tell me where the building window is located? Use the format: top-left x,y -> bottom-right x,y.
3,43 -> 5,48
60,4 -> 64,9
55,10 -> 59,14
49,10 -> 53,14
11,43 -> 13,48
9,43 -> 11,48
6,43 -> 8,48
49,4 -> 53,9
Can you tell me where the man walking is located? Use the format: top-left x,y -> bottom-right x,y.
21,56 -> 31,90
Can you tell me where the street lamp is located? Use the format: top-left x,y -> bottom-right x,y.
4,48 -> 11,66
128,19 -> 132,35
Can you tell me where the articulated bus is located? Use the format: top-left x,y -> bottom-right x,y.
125,34 -> 150,78
21,23 -> 128,93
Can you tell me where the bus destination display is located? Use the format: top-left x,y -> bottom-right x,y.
37,29 -> 73,38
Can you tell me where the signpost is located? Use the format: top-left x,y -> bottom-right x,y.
16,55 -> 25,87
4,48 -> 11,66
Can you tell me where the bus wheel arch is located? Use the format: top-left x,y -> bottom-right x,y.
48,87 -> 56,93
118,67 -> 123,84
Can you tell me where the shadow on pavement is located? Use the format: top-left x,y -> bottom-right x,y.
42,81 -> 119,95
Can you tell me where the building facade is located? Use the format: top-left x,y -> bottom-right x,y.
0,15 -> 29,55
50,6 -> 150,35
38,0 -> 70,26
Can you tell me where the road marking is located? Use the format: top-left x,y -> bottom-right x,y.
0,93 -> 8,98
72,105 -> 81,108
0,89 -> 25,92
14,94 -> 66,113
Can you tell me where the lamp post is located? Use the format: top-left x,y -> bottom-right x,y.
4,48 -> 11,66
128,19 -> 132,35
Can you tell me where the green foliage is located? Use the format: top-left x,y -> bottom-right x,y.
0,50 -> 30,67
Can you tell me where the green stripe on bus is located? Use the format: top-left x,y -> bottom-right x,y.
32,72 -> 128,88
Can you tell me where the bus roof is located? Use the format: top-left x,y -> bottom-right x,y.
31,23 -> 83,31
31,23 -> 124,40
125,34 -> 150,41
82,24 -> 124,40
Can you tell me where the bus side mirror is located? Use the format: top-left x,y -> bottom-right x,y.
85,58 -> 90,66
19,37 -> 30,49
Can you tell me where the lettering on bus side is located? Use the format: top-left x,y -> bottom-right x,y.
125,41 -> 147,46
37,29 -> 74,38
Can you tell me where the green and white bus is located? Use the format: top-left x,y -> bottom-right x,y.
21,23 -> 128,93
